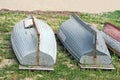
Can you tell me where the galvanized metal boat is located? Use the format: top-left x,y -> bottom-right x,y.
57,14 -> 114,69
101,22 -> 120,56
11,16 -> 57,69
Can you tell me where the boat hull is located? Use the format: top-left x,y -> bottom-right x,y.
102,22 -> 120,56
57,14 -> 111,65
11,17 -> 57,66
103,22 -> 120,42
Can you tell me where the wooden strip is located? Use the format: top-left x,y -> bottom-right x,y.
93,34 -> 97,64
107,44 -> 120,57
31,16 -> 40,65
19,65 -> 54,71
79,64 -> 115,70
93,34 -> 97,58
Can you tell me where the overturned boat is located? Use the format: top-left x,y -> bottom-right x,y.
11,16 -> 57,70
101,22 -> 120,56
57,14 -> 114,69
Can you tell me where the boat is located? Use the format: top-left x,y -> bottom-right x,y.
57,14 -> 114,69
101,22 -> 120,56
11,16 -> 57,70
103,22 -> 120,42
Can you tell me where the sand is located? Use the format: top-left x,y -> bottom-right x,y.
0,0 -> 120,13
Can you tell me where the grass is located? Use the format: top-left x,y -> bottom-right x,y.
0,10 -> 120,80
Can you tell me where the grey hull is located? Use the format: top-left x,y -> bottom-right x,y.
11,17 -> 57,66
57,14 -> 111,65
101,31 -> 120,56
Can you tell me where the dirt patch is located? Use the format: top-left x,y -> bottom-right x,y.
0,9 -> 78,15
63,62 -> 75,69
0,59 -> 15,69
0,34 -> 3,43
0,77 -> 4,80
35,74 -> 43,78
24,78 -> 33,80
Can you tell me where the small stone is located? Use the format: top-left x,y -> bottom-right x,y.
36,74 -> 43,78
6,71 -> 14,74
89,74 -> 96,77
24,78 -> 33,80
0,77 -> 4,80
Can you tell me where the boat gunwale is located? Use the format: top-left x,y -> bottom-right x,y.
104,22 -> 120,30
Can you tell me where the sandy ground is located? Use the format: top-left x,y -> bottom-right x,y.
0,59 -> 15,69
0,0 -> 120,13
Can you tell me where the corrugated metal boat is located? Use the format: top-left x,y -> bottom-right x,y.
101,22 -> 120,56
11,16 -> 57,67
57,14 -> 112,67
